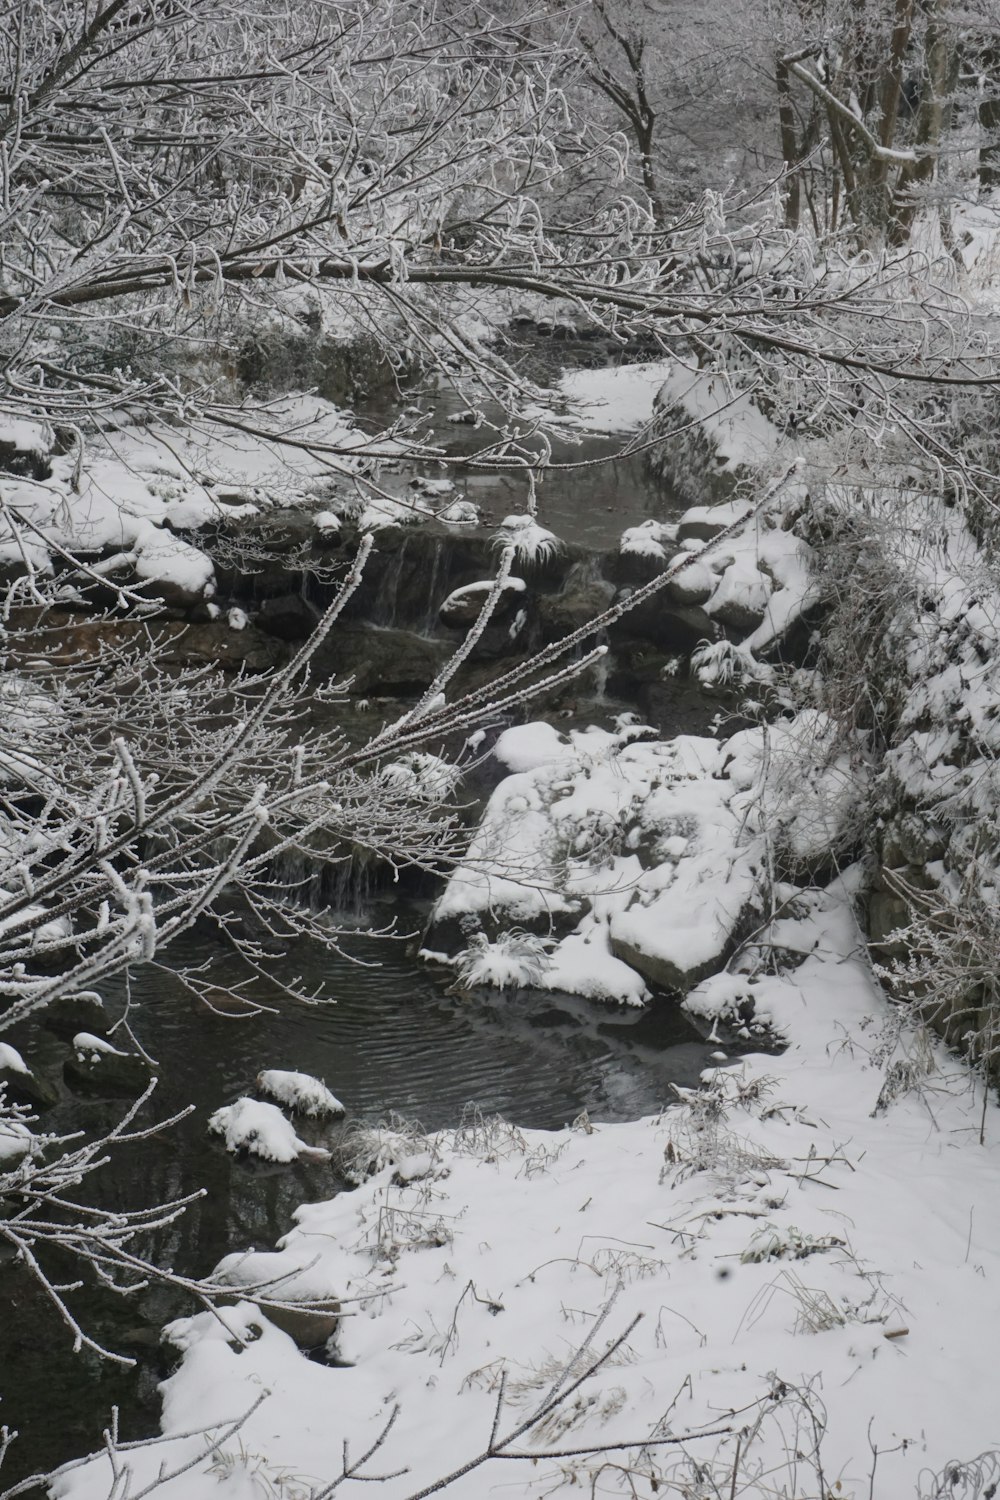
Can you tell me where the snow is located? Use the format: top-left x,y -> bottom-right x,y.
433,724 -> 772,1002
0,394 -> 382,600
257,1069 -> 345,1119
53,882 -> 1000,1500
72,1032 -> 124,1061
654,364 -> 783,472
493,513 -> 561,563
0,415 -> 54,456
619,518 -> 677,560
208,1097 -> 332,1164
493,721 -> 568,772
440,577 -> 526,619
0,1042 -> 29,1075
524,360 -> 674,434
439,498 -> 480,525
0,1119 -> 33,1163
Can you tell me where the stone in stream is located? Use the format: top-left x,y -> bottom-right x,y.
41,990 -> 109,1042
0,1041 -> 58,1110
63,1033 -> 154,1098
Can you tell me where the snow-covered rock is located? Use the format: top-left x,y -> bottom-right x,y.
72,1032 -> 124,1062
430,724 -> 764,1002
208,1097 -> 331,1163
0,1042 -> 29,1075
256,1070 -> 345,1119
0,1118 -> 34,1164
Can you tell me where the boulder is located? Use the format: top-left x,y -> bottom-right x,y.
0,1044 -> 58,1110
41,991 -> 108,1041
258,593 -> 321,642
259,1298 -> 341,1350
64,1037 -> 153,1098
439,578 -> 525,628
312,624 -> 450,696
676,501 -> 753,543
537,569 -> 615,638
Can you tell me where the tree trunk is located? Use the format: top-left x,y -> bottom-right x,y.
776,57 -> 801,229
980,47 -> 1000,195
890,0 -> 957,244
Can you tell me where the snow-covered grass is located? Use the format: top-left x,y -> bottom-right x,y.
492,513 -> 561,564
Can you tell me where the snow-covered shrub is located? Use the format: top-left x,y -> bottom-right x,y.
724,711 -> 869,880
690,639 -> 773,691
453,930 -> 552,991
381,752 -> 461,803
334,1114 -> 431,1186
492,514 -> 561,565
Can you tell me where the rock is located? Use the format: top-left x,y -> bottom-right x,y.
256,1069 -> 345,1118
439,578 -> 525,629
537,568 -> 615,638
867,888 -> 913,960
258,593 -> 320,641
0,1044 -> 58,1110
610,921 -> 746,996
41,991 -> 108,1041
64,1040 -> 153,1098
676,501 -> 753,543
664,560 -> 715,608
312,624 -> 450,696
0,419 -> 54,481
259,1298 -> 341,1350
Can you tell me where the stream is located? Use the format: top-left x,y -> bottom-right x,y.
0,347 -> 731,1491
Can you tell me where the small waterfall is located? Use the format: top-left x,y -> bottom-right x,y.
267,843 -> 389,917
372,535 -> 411,628
421,537 -> 446,635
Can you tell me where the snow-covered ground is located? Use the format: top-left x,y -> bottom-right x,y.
52,878 -> 1000,1500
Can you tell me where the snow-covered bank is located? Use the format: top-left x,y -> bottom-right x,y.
53,885 -> 1000,1500
0,397 -> 466,606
